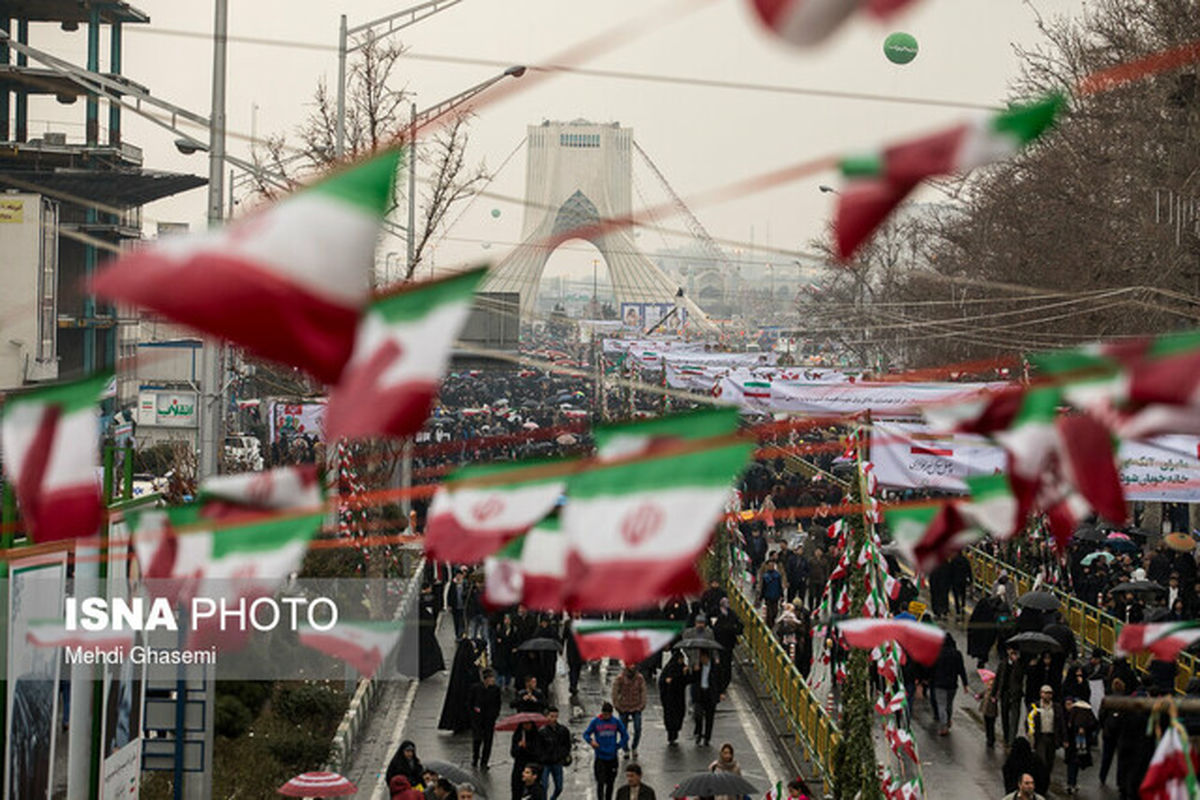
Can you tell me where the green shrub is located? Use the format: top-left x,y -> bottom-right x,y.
214,695 -> 252,739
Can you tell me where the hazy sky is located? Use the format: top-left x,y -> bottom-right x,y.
26,0 -> 1086,284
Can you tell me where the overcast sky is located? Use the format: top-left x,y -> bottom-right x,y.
26,0 -> 1086,284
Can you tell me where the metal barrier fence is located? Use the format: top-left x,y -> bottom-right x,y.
965,548 -> 1197,694
725,579 -> 841,780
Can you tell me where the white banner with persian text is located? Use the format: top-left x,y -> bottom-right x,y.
713,372 -> 1002,417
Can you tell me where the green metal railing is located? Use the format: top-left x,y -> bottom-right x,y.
725,579 -> 841,779
966,548 -> 1196,694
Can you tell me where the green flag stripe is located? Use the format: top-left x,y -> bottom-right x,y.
568,442 -> 752,497
1147,329 -> 1200,360
991,94 -> 1065,143
840,152 -> 885,178
2,372 -> 110,416
308,148 -> 402,217
574,619 -> 684,634
371,266 -> 488,324
493,534 -> 526,560
743,381 -> 770,388
208,512 -> 322,559
531,515 -> 561,533
1013,386 -> 1062,426
885,504 -> 939,528
1029,347 -> 1114,377
965,473 -> 1012,501
593,408 -> 740,448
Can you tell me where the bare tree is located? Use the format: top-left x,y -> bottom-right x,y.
251,32 -> 489,282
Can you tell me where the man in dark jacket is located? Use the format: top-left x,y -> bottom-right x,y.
949,553 -> 972,619
931,634 -> 969,736
1026,685 -> 1067,776
759,558 -> 785,628
513,675 -> 547,714
614,763 -> 657,800
468,669 -> 502,769
997,645 -> 1025,746
806,548 -> 828,611
518,763 -> 546,800
538,708 -> 572,800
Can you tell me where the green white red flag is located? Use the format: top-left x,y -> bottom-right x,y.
1116,621 -> 1200,662
763,781 -> 784,800
1139,724 -> 1199,800
93,150 -> 401,384
571,619 -> 684,663
563,441 -> 753,611
520,515 -> 568,611
0,373 -> 108,542
884,502 -> 982,573
839,617 -> 945,666
298,620 -> 402,677
197,464 -> 322,519
835,95 -> 1064,259
424,459 -> 566,564
26,618 -> 135,654
324,267 -> 488,440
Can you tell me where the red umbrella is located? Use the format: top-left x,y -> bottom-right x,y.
494,712 -> 549,731
278,772 -> 357,797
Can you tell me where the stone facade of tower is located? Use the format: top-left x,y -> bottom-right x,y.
481,120 -> 710,327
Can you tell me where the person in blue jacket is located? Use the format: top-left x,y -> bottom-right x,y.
583,701 -> 629,800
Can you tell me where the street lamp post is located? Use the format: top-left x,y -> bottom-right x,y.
334,0 -> 467,159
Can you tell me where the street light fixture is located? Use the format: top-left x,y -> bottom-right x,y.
819,184 -> 840,194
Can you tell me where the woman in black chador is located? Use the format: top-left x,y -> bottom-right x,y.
418,585 -> 446,679
438,637 -> 484,732
658,649 -> 689,745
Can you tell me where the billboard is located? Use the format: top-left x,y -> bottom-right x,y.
620,302 -> 687,332
137,390 -> 198,428
100,518 -> 146,800
268,400 -> 327,445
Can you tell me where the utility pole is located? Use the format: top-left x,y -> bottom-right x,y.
406,102 -> 417,277
335,13 -> 347,158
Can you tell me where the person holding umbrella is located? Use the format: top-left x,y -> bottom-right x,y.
997,646 -> 1025,746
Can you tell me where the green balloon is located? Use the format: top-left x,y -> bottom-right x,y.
884,32 -> 918,65
491,208 -> 501,218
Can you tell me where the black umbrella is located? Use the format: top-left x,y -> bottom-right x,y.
1018,591 -> 1061,612
1112,581 -> 1166,595
672,638 -> 725,652
423,761 -> 480,791
1007,631 -> 1063,653
671,772 -> 758,798
1073,526 -> 1106,543
1042,623 -> 1077,657
1144,607 -> 1172,623
516,637 -> 561,652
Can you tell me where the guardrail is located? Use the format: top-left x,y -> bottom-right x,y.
965,548 -> 1197,694
326,554 -> 425,772
725,579 -> 840,780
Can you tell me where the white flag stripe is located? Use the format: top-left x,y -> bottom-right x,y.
564,487 -> 728,562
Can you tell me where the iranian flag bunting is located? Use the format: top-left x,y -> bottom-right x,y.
763,781 -> 784,800
484,535 -> 526,608
571,619 -> 684,663
1116,621 -> 1200,662
424,459 -> 567,564
27,618 -> 135,654
961,473 -> 1021,539
298,620 -> 402,677
1,373 -> 107,542
747,0 -> 921,47
1140,725 -> 1199,800
324,267 -> 488,441
521,515 -> 568,611
93,150 -> 401,384
839,617 -> 946,666
593,407 -> 740,461
563,441 -> 753,611
835,95 -> 1063,259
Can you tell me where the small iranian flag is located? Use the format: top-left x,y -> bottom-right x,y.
839,617 -> 945,666
885,502 -> 981,573
93,150 -> 401,384
27,618 -> 135,654
483,534 -> 526,608
571,619 -> 683,664
298,620 -> 402,677
835,95 -> 1063,259
1140,724 -> 1199,800
0,373 -> 107,542
961,473 -> 1021,539
763,780 -> 784,800
424,459 -> 567,563
593,407 -> 740,461
563,441 -> 753,611
747,0 -> 921,47
521,515 -> 568,611
1116,621 -> 1200,661
198,464 -> 323,518
325,267 -> 488,440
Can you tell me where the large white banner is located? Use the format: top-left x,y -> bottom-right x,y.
871,422 -> 1200,502
714,371 -> 1001,417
